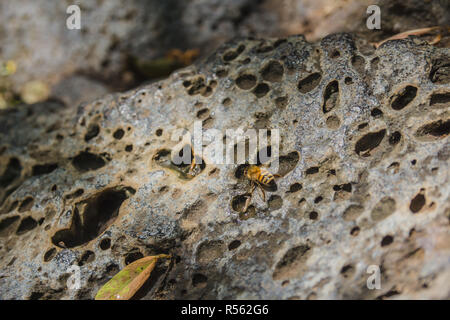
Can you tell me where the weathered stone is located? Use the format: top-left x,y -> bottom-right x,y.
0,33 -> 449,300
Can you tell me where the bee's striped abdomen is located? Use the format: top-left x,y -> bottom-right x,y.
258,168 -> 275,185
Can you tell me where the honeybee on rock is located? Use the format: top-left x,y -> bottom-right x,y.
242,164 -> 280,213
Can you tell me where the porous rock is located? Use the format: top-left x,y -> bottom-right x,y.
0,33 -> 449,299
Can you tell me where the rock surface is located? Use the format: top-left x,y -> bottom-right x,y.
0,33 -> 449,299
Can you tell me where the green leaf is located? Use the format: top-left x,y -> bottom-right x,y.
95,254 -> 171,300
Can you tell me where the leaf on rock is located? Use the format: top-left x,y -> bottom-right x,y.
95,254 -> 171,300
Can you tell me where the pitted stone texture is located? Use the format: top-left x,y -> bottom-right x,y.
0,34 -> 449,299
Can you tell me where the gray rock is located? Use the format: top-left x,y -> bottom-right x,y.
0,33 -> 449,299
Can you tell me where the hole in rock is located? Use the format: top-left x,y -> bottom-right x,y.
309,211 -> 318,220
351,55 -> 365,74
343,204 -> 363,221
79,250 -> 95,266
0,158 -> 22,188
371,197 -> 396,221
125,250 -> 144,265
390,86 -> 417,110
371,108 -> 383,118
429,58 -> 450,84
350,226 -> 360,236
298,73 -> 321,93
277,151 -> 300,176
355,129 -> 386,156
0,216 -> 19,236
305,167 -> 319,175
236,74 -> 257,90
340,264 -> 355,278
18,197 -> 34,212
331,50 -> 340,58
51,186 -> 135,248
253,83 -> 270,98
326,115 -> 340,129
228,240 -> 241,250
272,245 -> 311,280
16,216 -> 38,235
410,191 -> 426,213
187,76 -> 206,95
430,92 -> 450,106
44,248 -> 56,262
106,263 -> 119,276
358,123 -> 368,130
125,145 -> 133,152
113,129 -> 124,140
72,151 -> 106,172
32,163 -> 58,176
100,238 -> 111,250
268,195 -> 283,210
275,96 -> 288,108
231,194 -> 251,212
381,235 -> 394,247
216,69 -> 228,78
322,80 -> 339,113
65,189 -> 84,200
223,50 -> 239,62
389,131 -> 401,145
84,123 -> 100,142
261,60 -> 284,82
192,273 -> 208,288
288,183 -> 302,193
196,108 -> 210,119
415,119 -> 449,140
222,98 -> 232,106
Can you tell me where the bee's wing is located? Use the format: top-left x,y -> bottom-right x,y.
258,185 -> 266,202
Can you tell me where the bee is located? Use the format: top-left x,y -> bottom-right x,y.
242,164 -> 280,213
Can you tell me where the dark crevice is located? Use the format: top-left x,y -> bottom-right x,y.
430,92 -> 450,106
32,163 -> 58,176
72,151 -> 106,172
410,191 -> 426,213
236,74 -> 257,90
261,60 -> 284,82
0,216 -> 19,236
390,86 -> 417,110
16,216 -> 38,235
51,186 -> 135,248
125,249 -> 144,265
297,73 -> 321,93
355,129 -> 386,157
322,80 -> 339,113
415,119 -> 450,140
84,123 -> 100,142
0,158 -> 22,189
